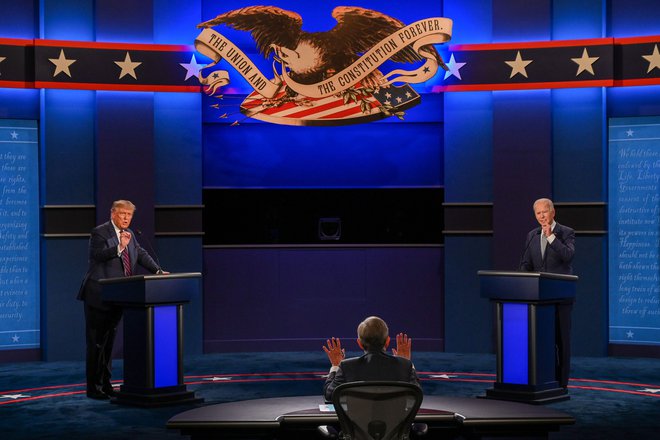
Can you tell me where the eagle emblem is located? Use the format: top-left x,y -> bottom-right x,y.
195,6 -> 452,125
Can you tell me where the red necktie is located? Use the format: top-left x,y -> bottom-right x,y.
122,249 -> 132,276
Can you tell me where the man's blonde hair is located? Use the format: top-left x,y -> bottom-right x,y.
111,200 -> 136,212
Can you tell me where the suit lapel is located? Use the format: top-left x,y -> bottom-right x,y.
106,222 -> 119,247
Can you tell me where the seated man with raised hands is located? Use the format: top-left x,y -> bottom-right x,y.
322,315 -> 420,402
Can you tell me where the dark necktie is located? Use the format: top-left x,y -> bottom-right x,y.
122,249 -> 132,276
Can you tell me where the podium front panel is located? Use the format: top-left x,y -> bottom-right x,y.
154,305 -> 179,388
499,302 -> 558,388
502,303 -> 528,384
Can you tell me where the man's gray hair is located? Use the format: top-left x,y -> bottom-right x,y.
357,316 -> 389,351
533,198 -> 554,211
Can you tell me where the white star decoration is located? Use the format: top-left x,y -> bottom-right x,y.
626,330 -> 634,338
571,48 -> 599,76
0,394 -> 29,400
114,52 -> 142,80
642,44 -> 660,73
505,51 -> 533,78
179,54 -> 203,81
10,131 -> 19,140
202,376 -> 232,381
11,334 -> 20,343
444,53 -> 466,80
49,49 -> 76,78
626,129 -> 634,137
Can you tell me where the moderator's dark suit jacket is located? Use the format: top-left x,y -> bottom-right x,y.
77,221 -> 160,310
323,350 -> 420,402
519,222 -> 575,275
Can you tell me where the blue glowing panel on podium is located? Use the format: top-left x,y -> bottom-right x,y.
0,120 -> 40,351
502,303 -> 528,384
154,305 -> 178,387
608,116 -> 660,346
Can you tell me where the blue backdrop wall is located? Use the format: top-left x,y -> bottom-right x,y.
1,0 -> 660,362
0,0 -> 203,362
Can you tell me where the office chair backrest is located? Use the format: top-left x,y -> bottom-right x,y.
332,381 -> 423,440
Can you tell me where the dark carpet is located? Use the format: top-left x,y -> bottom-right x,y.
0,352 -> 658,439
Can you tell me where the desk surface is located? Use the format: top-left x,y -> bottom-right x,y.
167,394 -> 574,431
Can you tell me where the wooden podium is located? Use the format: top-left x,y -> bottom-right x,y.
100,272 -> 203,407
478,270 -> 578,404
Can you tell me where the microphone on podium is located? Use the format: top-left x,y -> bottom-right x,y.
135,229 -> 163,274
518,228 -> 540,271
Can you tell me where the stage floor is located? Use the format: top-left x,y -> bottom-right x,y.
0,351 -> 659,439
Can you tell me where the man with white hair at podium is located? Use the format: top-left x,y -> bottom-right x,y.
519,197 -> 576,389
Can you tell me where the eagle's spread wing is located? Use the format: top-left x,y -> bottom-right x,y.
330,7 -> 439,64
197,6 -> 303,57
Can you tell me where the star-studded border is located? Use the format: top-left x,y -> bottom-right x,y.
436,35 -> 660,91
0,38 -> 202,92
1,35 -> 659,93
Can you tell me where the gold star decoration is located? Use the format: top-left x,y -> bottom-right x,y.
505,51 -> 533,78
114,52 -> 142,80
571,48 -> 599,76
642,44 -> 660,73
49,49 -> 76,78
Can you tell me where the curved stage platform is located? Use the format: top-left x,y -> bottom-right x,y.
167,394 -> 575,439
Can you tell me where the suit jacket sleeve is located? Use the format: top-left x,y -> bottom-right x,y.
89,224 -> 121,265
548,224 -> 575,264
409,363 -> 421,388
323,367 -> 345,403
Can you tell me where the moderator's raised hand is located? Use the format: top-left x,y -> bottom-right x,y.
392,333 -> 412,360
322,337 -> 345,367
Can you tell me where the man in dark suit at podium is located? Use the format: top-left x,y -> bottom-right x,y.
77,200 -> 163,400
519,198 -> 575,389
322,316 -> 419,402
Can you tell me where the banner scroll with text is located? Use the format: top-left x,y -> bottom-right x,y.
0,119 -> 40,351
609,116 -> 660,346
